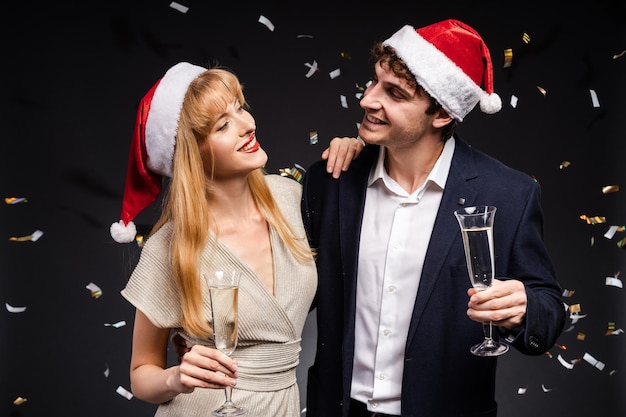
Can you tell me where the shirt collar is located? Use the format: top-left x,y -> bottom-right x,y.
368,137 -> 456,192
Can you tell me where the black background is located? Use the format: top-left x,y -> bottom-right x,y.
1,1 -> 625,416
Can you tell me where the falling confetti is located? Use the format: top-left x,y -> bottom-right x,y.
9,230 -> 44,242
116,385 -> 133,400
279,164 -> 306,183
602,185 -> 619,194
522,32 -> 531,44
579,215 -> 606,224
605,275 -> 623,288
309,131 -> 318,145
340,51 -> 352,60
613,50 -> 625,59
589,89 -> 600,107
304,61 -> 319,78
503,48 -> 513,68
6,303 -> 27,313
559,160 -> 571,169
329,68 -> 341,79
258,15 -> 275,31
562,289 -> 575,297
517,386 -> 528,394
536,86 -> 547,96
510,95 -> 518,108
86,282 -> 103,298
5,197 -> 27,204
583,352 -> 605,370
13,397 -> 27,405
169,1 -> 189,13
104,321 -> 126,328
340,95 -> 348,108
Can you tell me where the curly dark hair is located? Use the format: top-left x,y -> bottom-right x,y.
370,42 -> 457,140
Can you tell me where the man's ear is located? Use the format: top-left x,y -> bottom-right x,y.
432,107 -> 453,129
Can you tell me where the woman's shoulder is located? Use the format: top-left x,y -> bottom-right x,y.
264,173 -> 302,196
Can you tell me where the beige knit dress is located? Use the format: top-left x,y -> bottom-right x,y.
121,175 -> 317,417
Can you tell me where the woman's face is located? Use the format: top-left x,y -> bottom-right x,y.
200,97 -> 267,179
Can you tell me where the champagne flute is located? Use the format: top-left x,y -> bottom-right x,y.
207,270 -> 246,416
454,206 -> 509,357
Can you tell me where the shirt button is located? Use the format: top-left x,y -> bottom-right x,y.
388,285 -> 396,293
383,329 -> 391,336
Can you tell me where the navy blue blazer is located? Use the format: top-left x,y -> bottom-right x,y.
301,137 -> 566,417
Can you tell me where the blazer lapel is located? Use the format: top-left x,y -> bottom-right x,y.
406,138 -> 480,344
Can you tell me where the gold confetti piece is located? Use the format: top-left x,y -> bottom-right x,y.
309,131 -> 319,145
579,214 -> 606,225
169,1 -> 189,13
279,164 -> 306,183
602,185 -> 619,194
577,332 -> 586,340
13,397 -> 27,405
562,289 -> 575,297
9,229 -> 44,242
555,344 -> 567,350
5,197 -> 27,204
6,303 -> 27,313
569,304 -> 581,314
136,235 -> 145,247
559,160 -> 571,169
522,32 -> 531,44
257,15 -> 275,32
536,86 -> 547,96
613,50 -> 626,59
340,51 -> 352,60
86,282 -> 102,298
503,48 -> 513,68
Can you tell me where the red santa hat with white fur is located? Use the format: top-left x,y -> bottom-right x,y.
383,19 -> 501,122
110,62 -> 206,243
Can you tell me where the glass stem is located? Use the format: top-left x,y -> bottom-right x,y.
224,386 -> 234,405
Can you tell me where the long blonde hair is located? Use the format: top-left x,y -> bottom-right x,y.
150,67 -> 313,337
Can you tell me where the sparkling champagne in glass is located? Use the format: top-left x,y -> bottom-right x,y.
207,270 -> 246,416
454,206 -> 509,357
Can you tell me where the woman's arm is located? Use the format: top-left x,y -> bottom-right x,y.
129,310 -> 238,403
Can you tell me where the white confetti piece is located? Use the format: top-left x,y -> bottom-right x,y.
258,15 -> 274,31
169,2 -> 189,13
304,61 -> 318,78
329,68 -> 341,79
589,89 -> 600,107
605,276 -> 623,288
116,385 -> 133,400
510,95 -> 518,108
6,303 -> 26,313
570,312 -> 587,324
86,282 -> 103,298
340,95 -> 348,108
541,384 -> 553,392
104,362 -> 110,378
557,354 -> 575,369
104,320 -> 126,328
517,386 -> 527,394
583,352 -> 605,370
604,225 -> 618,239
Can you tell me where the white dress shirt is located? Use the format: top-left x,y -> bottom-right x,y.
350,138 -> 455,415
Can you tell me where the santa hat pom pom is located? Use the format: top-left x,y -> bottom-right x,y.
110,220 -> 137,244
479,92 -> 502,114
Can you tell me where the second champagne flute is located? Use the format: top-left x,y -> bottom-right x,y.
207,270 -> 246,416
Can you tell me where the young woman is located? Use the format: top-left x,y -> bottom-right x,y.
112,62 -> 361,417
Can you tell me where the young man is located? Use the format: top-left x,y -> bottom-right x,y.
302,19 -> 566,417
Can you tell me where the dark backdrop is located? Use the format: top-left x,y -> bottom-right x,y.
1,1 -> 625,416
